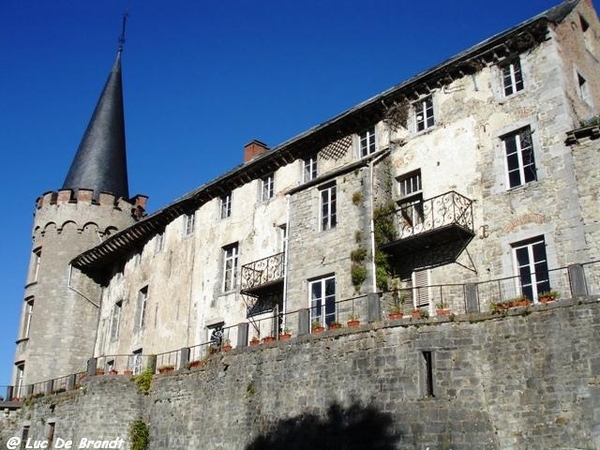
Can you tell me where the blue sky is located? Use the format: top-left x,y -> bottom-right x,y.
0,0 -> 563,386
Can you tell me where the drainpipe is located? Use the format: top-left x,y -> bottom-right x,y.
282,194 -> 291,327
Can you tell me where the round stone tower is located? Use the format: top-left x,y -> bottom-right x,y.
12,48 -> 146,390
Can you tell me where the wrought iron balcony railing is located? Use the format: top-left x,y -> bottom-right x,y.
388,190 -> 474,241
241,252 -> 285,293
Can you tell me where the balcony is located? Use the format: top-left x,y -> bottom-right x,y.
241,252 -> 285,298
378,191 -> 475,271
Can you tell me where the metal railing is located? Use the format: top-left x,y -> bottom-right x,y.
241,252 -> 285,291
2,260 -> 599,405
381,191 -> 474,241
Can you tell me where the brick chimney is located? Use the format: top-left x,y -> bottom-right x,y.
244,140 -> 269,162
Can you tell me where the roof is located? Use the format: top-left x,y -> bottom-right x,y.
62,51 -> 130,200
71,0 -> 581,277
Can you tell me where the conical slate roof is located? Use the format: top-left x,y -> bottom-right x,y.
62,51 -> 129,200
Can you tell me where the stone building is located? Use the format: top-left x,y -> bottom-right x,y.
11,0 -> 600,389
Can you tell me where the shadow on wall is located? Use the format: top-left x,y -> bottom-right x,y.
246,402 -> 399,450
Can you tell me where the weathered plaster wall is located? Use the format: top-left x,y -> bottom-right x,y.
3,298 -> 599,450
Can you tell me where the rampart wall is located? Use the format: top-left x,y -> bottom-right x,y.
1,297 -> 599,450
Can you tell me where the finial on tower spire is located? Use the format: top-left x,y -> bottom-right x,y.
118,11 -> 129,53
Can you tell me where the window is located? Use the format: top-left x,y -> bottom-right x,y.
15,362 -> 25,398
577,72 -> 592,105
136,287 -> 148,330
359,127 -> 377,157
503,127 -> 536,188
184,213 -> 195,236
581,15 -> 594,53
29,247 -> 41,283
261,174 -> 274,201
110,301 -> 122,341
397,170 -> 422,199
309,275 -> 336,327
304,156 -> 318,182
220,193 -> 232,219
415,97 -> 434,132
132,349 -> 143,375
512,236 -> 550,301
320,183 -> 337,231
501,58 -> 524,96
22,297 -> 34,339
223,243 -> 239,292
155,232 -> 165,254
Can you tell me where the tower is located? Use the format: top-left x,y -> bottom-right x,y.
12,43 -> 146,391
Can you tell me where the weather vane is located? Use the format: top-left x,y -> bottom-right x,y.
118,11 -> 129,53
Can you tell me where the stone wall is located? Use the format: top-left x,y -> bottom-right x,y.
2,297 -> 599,449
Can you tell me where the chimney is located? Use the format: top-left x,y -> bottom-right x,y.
244,140 -> 269,162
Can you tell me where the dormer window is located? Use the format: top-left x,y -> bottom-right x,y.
501,58 -> 524,97
359,127 -> 377,157
415,97 -> 434,132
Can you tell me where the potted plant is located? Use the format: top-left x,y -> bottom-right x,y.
411,309 -> 422,319
95,369 -> 105,376
221,339 -> 232,352
491,295 -> 531,310
279,328 -> 292,340
123,370 -> 134,376
347,313 -> 360,327
109,369 -> 119,375
328,321 -> 342,330
186,360 -> 203,369
262,335 -> 276,344
435,300 -> 450,316
158,364 -> 175,374
389,292 -> 406,319
311,320 -> 325,333
208,344 -> 219,355
538,290 -> 560,304
250,336 -> 260,346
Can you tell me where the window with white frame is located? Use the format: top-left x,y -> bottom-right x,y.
261,174 -> 274,201
397,170 -> 422,199
110,300 -> 122,341
309,275 -> 336,327
304,156 -> 318,182
29,247 -> 41,283
136,287 -> 148,330
501,58 -> 524,97
155,232 -> 165,254
503,126 -> 537,188
359,127 -> 377,157
222,243 -> 239,292
183,213 -> 195,236
220,193 -> 232,219
512,236 -> 550,302
132,349 -> 143,375
15,362 -> 25,398
415,96 -> 434,132
21,297 -> 34,339
320,183 -> 337,231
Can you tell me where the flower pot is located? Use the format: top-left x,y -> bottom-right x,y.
250,339 -> 260,346
312,326 -> 325,334
109,370 -> 118,375
95,370 -> 105,376
279,333 -> 292,340
411,310 -> 422,319
222,344 -> 232,352
328,323 -> 342,330
158,367 -> 174,375
123,370 -> 133,376
262,336 -> 276,344
347,319 -> 360,327
187,360 -> 203,369
389,312 -> 403,320
539,296 -> 555,304
436,309 -> 450,316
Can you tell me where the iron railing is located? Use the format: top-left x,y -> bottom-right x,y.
241,252 -> 285,291
386,190 -> 474,240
